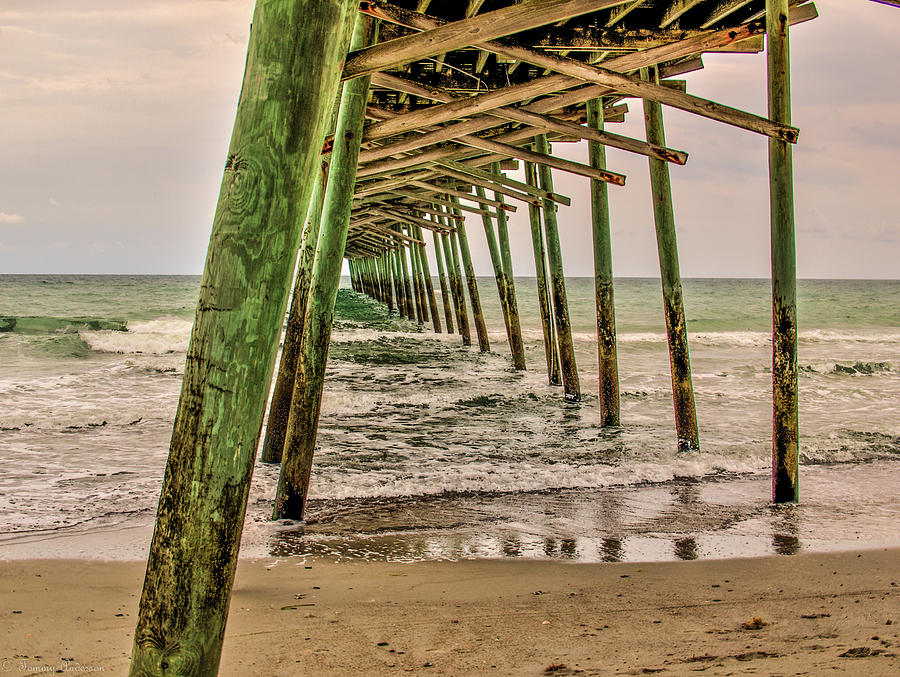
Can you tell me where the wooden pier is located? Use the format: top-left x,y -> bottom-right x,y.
124,1 -> 883,673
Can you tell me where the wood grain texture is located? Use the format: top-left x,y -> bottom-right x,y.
128,1 -> 358,675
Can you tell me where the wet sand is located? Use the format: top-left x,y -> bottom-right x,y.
2,548 -> 898,675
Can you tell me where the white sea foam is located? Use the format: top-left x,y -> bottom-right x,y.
80,317 -> 192,354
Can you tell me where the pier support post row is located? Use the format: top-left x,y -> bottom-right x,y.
392,247 -> 407,319
768,0 -> 799,503
524,160 -> 561,386
642,67 -> 700,452
415,225 -> 442,333
446,221 -> 472,346
273,13 -> 374,521
128,1 -> 358,674
450,200 -> 491,353
587,98 -> 621,427
535,135 -> 581,401
261,161 -> 329,464
432,230 -> 455,333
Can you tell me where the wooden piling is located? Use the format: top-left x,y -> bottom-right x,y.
408,232 -> 426,325
414,231 -> 430,323
492,163 -> 526,370
587,97 -> 621,427
261,160 -> 330,465
439,231 -> 462,331
767,0 -> 799,503
449,200 -> 490,353
524,160 -> 561,386
381,252 -> 395,313
642,66 -> 700,452
535,135 -> 581,401
272,13 -> 374,521
416,226 -> 442,333
399,239 -> 418,323
392,247 -> 408,319
128,0 -> 358,673
432,230 -> 455,333
446,226 -> 472,346
475,184 -> 522,364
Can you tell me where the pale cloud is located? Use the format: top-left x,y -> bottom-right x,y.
0,0 -> 896,277
0,212 -> 25,224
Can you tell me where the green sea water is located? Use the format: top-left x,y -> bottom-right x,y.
1,275 -> 898,562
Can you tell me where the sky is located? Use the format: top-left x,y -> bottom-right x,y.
0,0 -> 897,278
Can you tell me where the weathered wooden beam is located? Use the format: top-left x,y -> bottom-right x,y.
374,206 -> 455,232
660,56 -> 704,78
642,66 -> 699,453
524,159 -> 561,386
356,220 -> 426,245
461,134 -> 628,185
367,72 -> 686,164
535,135 -> 581,402
366,4 -> 798,144
587,98 -> 620,427
767,0 -> 798,503
273,14 -> 374,522
355,20 -> 786,182
699,0 -> 754,29
435,159 -> 572,206
436,165 -> 543,206
408,179 -> 516,212
484,37 -> 797,143
660,0 -> 705,28
397,191 -> 500,219
606,0 -> 645,26
347,0 -> 630,80
128,1 -> 358,674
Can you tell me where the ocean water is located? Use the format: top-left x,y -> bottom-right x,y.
1,274 -> 898,562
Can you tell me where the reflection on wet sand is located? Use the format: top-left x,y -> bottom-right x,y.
254,468 -> 894,564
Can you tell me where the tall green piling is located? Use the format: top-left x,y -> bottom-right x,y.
411,228 -> 429,324
491,164 -> 526,369
392,247 -> 408,318
450,200 -> 490,352
642,66 -> 699,452
261,160 -> 330,465
587,98 -> 621,427
440,230 -> 464,336
447,225 -> 472,346
432,230 -> 455,333
475,185 -> 519,362
128,1 -> 357,674
381,252 -> 395,313
524,160 -> 561,386
535,135 -> 581,401
767,0 -> 798,503
272,14 -> 375,521
399,241 -> 418,323
416,226 -> 442,333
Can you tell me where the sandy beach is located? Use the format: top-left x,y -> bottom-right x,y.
2,548 -> 898,675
